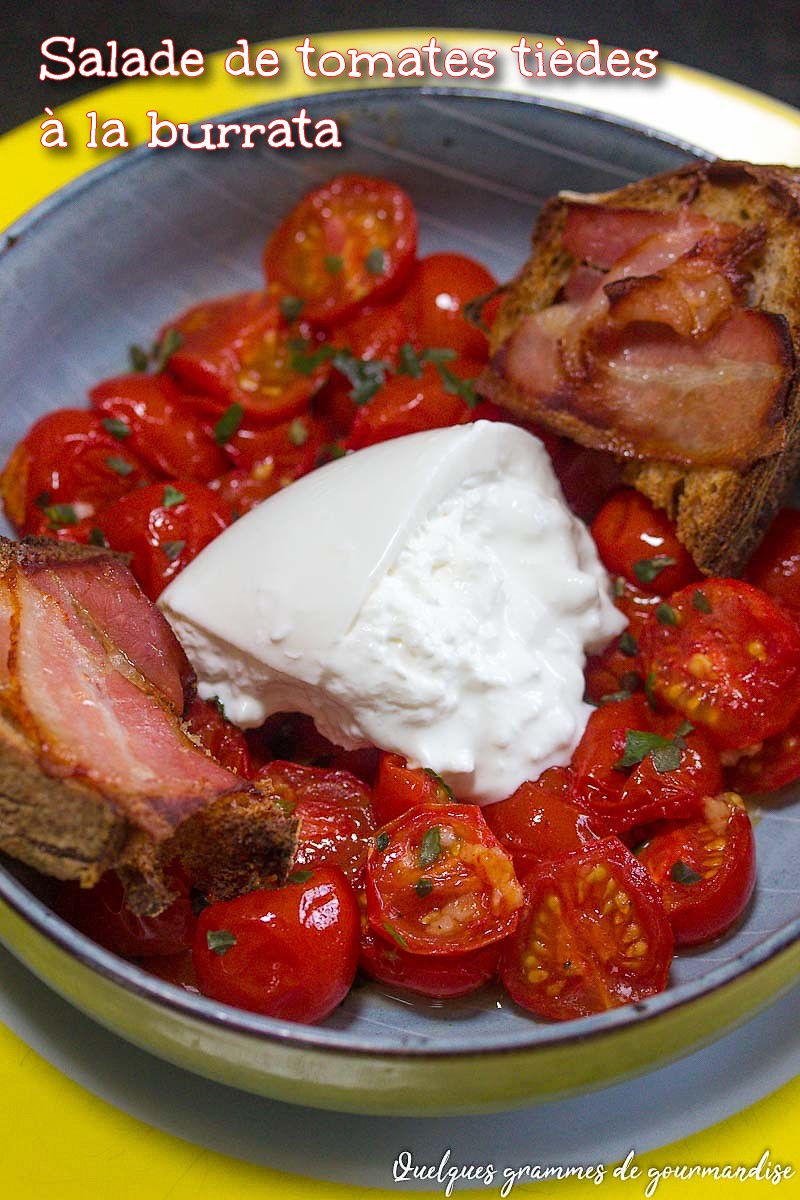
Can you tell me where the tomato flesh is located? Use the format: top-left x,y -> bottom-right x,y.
500,838 -> 673,1020
360,919 -> 501,998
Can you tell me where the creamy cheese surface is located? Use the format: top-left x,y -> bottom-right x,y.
160,422 -> 624,802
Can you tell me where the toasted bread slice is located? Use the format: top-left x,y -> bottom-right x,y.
483,161 -> 800,575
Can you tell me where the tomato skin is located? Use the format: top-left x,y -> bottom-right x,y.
726,715 -> 800,794
137,948 -> 199,993
264,174 -> 418,326
167,292 -> 327,422
345,361 -> 476,450
591,489 -> 699,595
193,867 -> 360,1023
372,753 -> 452,825
183,695 -> 253,778
482,768 -> 602,875
360,919 -> 501,998
638,578 -> 800,750
402,253 -> 497,361
89,374 -> 228,482
56,868 -> 196,958
636,794 -> 755,946
746,509 -> 800,616
95,480 -> 232,601
500,839 -> 673,1020
366,803 -> 523,955
256,760 -> 375,885
570,696 -> 722,833
1,408 -> 152,536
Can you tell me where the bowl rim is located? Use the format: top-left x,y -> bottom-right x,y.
0,85 -> 793,1065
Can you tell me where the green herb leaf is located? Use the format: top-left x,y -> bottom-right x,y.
290,341 -> 338,376
162,485 -> 186,508
422,767 -> 455,802
655,602 -> 679,626
414,877 -> 434,898
213,403 -> 244,445
331,349 -> 388,405
375,831 -> 390,853
278,295 -> 305,322
433,361 -> 478,409
619,671 -> 643,693
317,442 -> 346,465
287,418 -> 308,447
645,669 -> 658,711
88,527 -> 108,548
324,254 -> 344,274
670,860 -> 704,886
615,723 -> 693,774
105,456 -> 134,477
162,539 -> 185,561
462,285 -> 506,333
129,343 -> 150,373
34,491 -> 52,511
382,921 -> 409,949
692,589 -> 712,614
208,695 -> 226,717
396,342 -> 423,379
365,247 -> 386,276
151,328 -> 183,373
44,503 -> 78,529
599,689 -> 635,705
206,929 -> 236,955
288,869 -> 314,884
618,631 -> 639,657
633,555 -> 676,585
418,825 -> 442,869
101,417 -> 131,440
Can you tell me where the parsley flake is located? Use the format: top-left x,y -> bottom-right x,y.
288,869 -> 314,884
645,669 -> 658,711
290,341 -> 338,376
633,555 -> 676,585
279,295 -> 305,322
418,826 -> 442,869
206,929 -> 236,955
151,328 -> 183,373
129,343 -> 150,373
213,403 -> 244,445
208,695 -> 226,717
331,349 -> 388,406
422,767 -> 455,802
618,631 -> 639,657
462,285 -> 506,333
382,922 -> 409,949
44,503 -> 78,529
88,527 -> 108,548
692,589 -> 712,614
101,417 -> 131,440
375,831 -> 390,853
162,485 -> 186,508
105,456 -> 134,477
162,539 -> 185,561
670,860 -> 704,885
614,722 -> 693,774
415,877 -> 434,898
655,602 -> 679,626
287,418 -> 308,446
365,247 -> 386,275
324,254 -> 344,274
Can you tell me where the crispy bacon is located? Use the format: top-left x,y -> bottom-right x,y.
560,203 -> 736,270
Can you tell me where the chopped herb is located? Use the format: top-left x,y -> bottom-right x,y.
414,877 -> 434,898
655,602 -> 679,626
633,555 -> 676,585
382,921 -> 409,949
44,503 -> 78,529
645,669 -> 658,711
614,722 -> 693,774
618,631 -> 639,657
129,343 -> 150,373
213,403 -> 244,445
462,284 -> 506,333
208,695 -> 226,717
418,825 -> 442,869
670,860 -> 704,885
34,491 -> 52,511
88,526 -> 108,548
101,417 -> 131,440
422,767 -> 455,802
162,484 -> 186,508
317,442 -> 346,465
331,349 -> 388,405
619,671 -> 643,693
692,589 -> 712,614
288,869 -> 314,884
287,418 -> 308,446
105,455 -> 134,477
396,342 -> 424,378
206,929 -> 236,955
375,831 -> 390,853
365,247 -> 386,275
324,254 -> 344,274
599,689 -> 635,705
151,328 -> 183,373
290,341 -> 338,376
278,295 -> 305,322
434,361 -> 479,409
162,539 -> 185,561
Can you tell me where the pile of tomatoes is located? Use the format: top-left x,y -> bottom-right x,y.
8,173 -> 800,1025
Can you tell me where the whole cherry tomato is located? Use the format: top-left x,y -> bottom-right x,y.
591,489 -> 699,596
372,753 -> 453,826
402,253 -> 497,361
482,768 -> 602,875
635,793 -> 755,946
345,361 -> 477,450
366,803 -> 523,955
55,867 -> 196,958
746,508 -> 800,616
193,866 -> 360,1023
264,174 -> 417,326
360,918 -> 501,998
638,578 -> 800,750
210,412 -> 325,516
500,838 -> 673,1020
95,480 -> 232,600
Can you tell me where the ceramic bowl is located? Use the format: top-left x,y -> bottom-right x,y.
1,89 -> 798,1116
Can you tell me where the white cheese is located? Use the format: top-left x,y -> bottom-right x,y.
160,421 -> 624,803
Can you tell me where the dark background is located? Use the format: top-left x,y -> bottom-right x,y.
2,0 -> 798,134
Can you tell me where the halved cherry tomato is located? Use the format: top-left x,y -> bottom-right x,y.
183,695 -> 253,778
56,867 -> 196,958
746,508 -> 800,616
95,480 -> 232,601
402,253 -> 497,361
1,408 -> 151,536
366,803 -> 523,955
570,695 -> 722,832
726,714 -> 800,794
264,174 -> 417,326
210,413 -> 324,516
591,489 -> 699,596
635,793 -> 755,946
89,373 -> 228,481
167,293 -> 328,421
360,917 -> 501,998
345,360 -> 477,450
500,838 -> 673,1020
257,760 -> 375,885
372,753 -> 453,826
483,768 -> 602,875
638,579 -> 800,749
193,866 -> 359,1023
